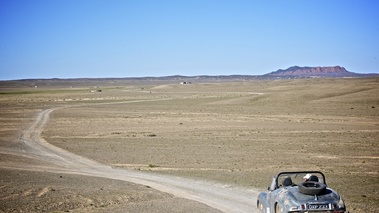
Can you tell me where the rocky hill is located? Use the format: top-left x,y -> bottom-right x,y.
264,66 -> 363,78
2,66 -> 378,85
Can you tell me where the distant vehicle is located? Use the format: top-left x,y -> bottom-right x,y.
257,171 -> 347,213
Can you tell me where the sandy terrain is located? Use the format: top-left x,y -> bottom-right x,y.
0,78 -> 378,212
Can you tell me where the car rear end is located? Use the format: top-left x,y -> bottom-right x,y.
285,187 -> 347,213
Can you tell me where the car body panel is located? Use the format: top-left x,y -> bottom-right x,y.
257,171 -> 347,213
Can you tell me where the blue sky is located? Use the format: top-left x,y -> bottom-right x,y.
1,0 -> 378,80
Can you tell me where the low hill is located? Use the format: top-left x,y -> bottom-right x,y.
1,66 -> 378,85
264,66 -> 368,78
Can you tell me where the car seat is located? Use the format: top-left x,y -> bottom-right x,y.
308,175 -> 319,182
282,177 -> 293,186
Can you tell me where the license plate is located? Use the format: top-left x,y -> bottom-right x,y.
308,204 -> 329,210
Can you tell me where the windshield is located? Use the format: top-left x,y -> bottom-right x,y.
275,171 -> 326,188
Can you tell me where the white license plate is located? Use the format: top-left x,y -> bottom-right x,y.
308,204 -> 329,210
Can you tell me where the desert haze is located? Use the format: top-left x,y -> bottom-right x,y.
0,77 -> 378,212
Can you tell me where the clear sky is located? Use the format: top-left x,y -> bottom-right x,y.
1,0 -> 378,80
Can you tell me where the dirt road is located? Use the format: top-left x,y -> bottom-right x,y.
14,105 -> 259,212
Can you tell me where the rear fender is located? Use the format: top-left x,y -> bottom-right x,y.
257,192 -> 269,212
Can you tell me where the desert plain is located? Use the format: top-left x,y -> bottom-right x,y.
0,77 -> 378,212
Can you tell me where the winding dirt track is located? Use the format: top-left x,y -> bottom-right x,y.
17,105 -> 260,212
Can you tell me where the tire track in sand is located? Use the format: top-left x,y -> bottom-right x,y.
17,101 -> 259,213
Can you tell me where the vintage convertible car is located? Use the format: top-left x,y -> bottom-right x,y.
257,171 -> 347,213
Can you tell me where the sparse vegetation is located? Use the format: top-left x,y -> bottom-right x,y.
1,78 -> 378,212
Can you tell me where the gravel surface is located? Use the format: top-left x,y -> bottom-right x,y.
1,105 -> 259,212
1,78 -> 378,212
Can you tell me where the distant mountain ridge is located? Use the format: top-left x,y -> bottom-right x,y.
3,66 -> 378,83
264,66 -> 364,78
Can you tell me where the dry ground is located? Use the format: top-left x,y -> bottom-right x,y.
1,78 -> 378,212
